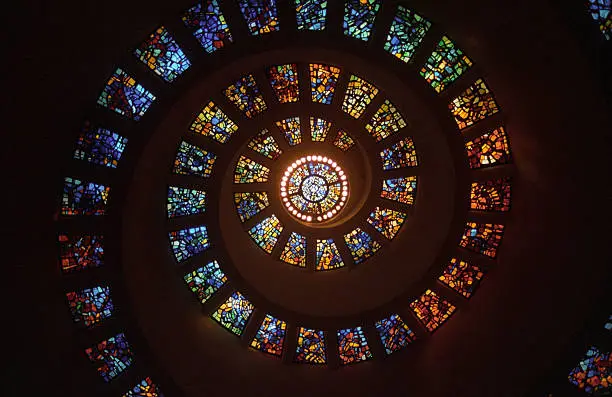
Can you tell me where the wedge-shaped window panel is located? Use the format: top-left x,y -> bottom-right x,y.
410,289 -> 456,332
343,0 -> 381,41
375,314 -> 416,355
267,64 -> 299,103
337,327 -> 373,365
587,0 -> 612,40
438,258 -> 484,298
333,130 -> 355,152
344,228 -> 381,264
365,100 -> 407,142
275,117 -> 302,146
173,141 -> 217,177
384,6 -> 431,62
74,122 -> 127,168
380,137 -> 417,170
459,222 -> 504,258
449,79 -> 499,130
184,260 -> 227,304
310,117 -> 332,142
167,186 -> 206,218
341,75 -> 379,119
61,177 -> 110,216
248,214 -> 283,253
97,68 -> 156,120
169,225 -> 210,263
234,155 -> 271,183
421,36 -> 472,93
465,127 -> 511,169
85,333 -> 134,382
309,64 -> 340,105
211,291 -> 255,336
366,207 -> 407,240
59,234 -> 104,273
238,0 -> 279,35
470,178 -> 511,212
234,192 -> 270,222
295,327 -> 326,364
248,128 -> 282,159
316,239 -> 344,270
182,0 -> 233,53
251,314 -> 287,356
568,345 -> 612,394
280,232 -> 306,267
122,377 -> 164,397
190,101 -> 238,144
66,286 -> 113,327
380,176 -> 417,205
224,74 -> 267,118
295,0 -> 327,30
134,26 -> 190,82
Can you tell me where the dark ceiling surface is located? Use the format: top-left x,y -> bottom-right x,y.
4,0 -> 611,396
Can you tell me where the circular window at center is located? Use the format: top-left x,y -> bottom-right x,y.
280,155 -> 349,223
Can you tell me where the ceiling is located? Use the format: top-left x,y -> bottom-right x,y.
5,0 -> 611,396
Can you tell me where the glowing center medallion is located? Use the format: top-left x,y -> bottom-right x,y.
280,155 -> 349,223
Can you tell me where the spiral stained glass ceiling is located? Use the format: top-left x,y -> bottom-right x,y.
280,156 -> 348,223
54,1 -> 521,391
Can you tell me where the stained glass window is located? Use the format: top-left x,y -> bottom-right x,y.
342,75 -> 379,119
459,222 -> 504,258
238,0 -> 279,35
421,36 -> 473,93
366,207 -> 407,240
184,260 -> 227,303
410,289 -> 456,332
224,74 -> 267,118
375,314 -> 416,355
248,128 -> 283,159
123,377 -> 164,397
309,63 -> 340,105
384,6 -> 431,62
275,117 -> 302,146
568,345 -> 611,394
588,0 -> 612,40
182,0 -> 233,53
343,0 -> 381,41
61,177 -> 110,216
605,314 -> 612,332
233,192 -> 270,222
381,176 -> 417,205
211,291 -> 255,336
234,156 -> 271,183
97,68 -> 156,120
295,0 -> 327,30
250,314 -> 287,356
248,214 -> 283,253
59,234 -> 104,273
316,239 -> 344,270
365,100 -> 407,142
267,64 -> 299,103
449,79 -> 499,130
310,117 -> 332,142
74,123 -> 127,168
167,186 -> 206,218
280,232 -> 306,267
66,286 -> 113,327
438,258 -> 484,298
190,101 -> 238,144
134,26 -> 190,82
465,127 -> 512,169
295,327 -> 326,364
173,141 -> 217,177
470,178 -> 511,212
169,225 -> 210,263
337,327 -> 373,365
380,137 -> 418,170
85,333 -> 134,382
344,228 -> 381,264
281,157 -> 349,223
333,130 -> 355,152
